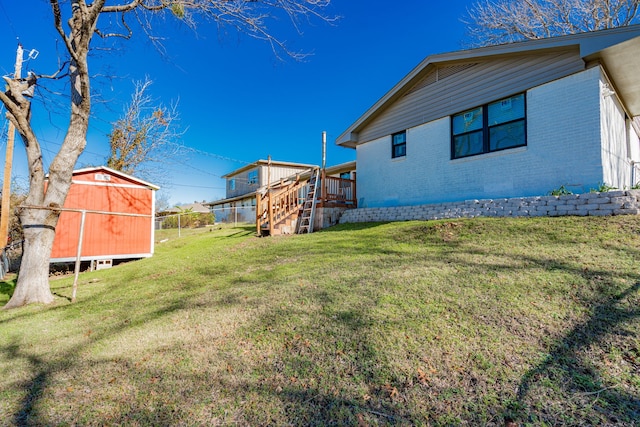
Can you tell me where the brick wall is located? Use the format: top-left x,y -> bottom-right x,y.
355,66 -> 607,208
339,190 -> 640,224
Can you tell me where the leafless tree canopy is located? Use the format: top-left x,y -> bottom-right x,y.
464,0 -> 640,46
99,0 -> 335,59
0,0 -> 334,309
107,77 -> 185,184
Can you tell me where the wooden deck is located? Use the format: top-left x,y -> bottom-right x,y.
256,171 -> 356,236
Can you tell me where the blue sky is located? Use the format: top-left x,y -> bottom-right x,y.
1,0 -> 476,205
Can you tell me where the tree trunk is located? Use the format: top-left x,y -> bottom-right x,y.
2,2 -> 94,309
3,208 -> 58,308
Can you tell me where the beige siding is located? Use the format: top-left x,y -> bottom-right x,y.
227,167 -> 259,198
357,49 -> 585,144
258,165 -> 313,187
225,163 -> 315,199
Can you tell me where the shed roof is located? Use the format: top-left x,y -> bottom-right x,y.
337,25 -> 640,148
52,166 -> 160,190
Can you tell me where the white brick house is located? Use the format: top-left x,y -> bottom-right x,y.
337,26 -> 640,208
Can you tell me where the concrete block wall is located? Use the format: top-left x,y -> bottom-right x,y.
339,190 -> 640,224
315,207 -> 349,230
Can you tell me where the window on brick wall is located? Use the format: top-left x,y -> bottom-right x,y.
452,93 -> 526,159
392,131 -> 407,158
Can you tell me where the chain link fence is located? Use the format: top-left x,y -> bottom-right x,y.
154,207 -> 255,242
1,236 -> 22,280
209,205 -> 256,225
2,207 -> 258,278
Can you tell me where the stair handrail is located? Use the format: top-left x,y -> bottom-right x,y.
257,177 -> 307,234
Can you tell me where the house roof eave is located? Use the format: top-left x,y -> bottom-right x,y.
585,35 -> 640,116
336,24 -> 640,148
205,192 -> 257,207
221,159 -> 317,178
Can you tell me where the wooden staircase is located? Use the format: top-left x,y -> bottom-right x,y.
296,167 -> 319,234
256,175 -> 307,236
256,166 -> 356,236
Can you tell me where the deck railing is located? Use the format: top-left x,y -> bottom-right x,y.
256,179 -> 305,236
320,174 -> 357,207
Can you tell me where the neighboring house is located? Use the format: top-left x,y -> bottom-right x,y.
156,206 -> 181,216
157,201 -> 211,216
206,159 -> 316,223
49,166 -> 159,268
156,202 -> 211,229
206,158 -> 358,234
337,26 -> 640,208
175,202 -> 210,214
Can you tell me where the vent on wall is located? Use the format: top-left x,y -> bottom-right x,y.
437,63 -> 477,80
94,173 -> 111,182
405,63 -> 478,96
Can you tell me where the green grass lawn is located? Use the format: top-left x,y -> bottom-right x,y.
1,216 -> 639,426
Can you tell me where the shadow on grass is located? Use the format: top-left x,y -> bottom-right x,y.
52,292 -> 72,302
2,341 -> 49,425
218,379 -> 414,425
0,278 -> 16,300
0,295 -> 193,425
1,218 -> 638,425
223,228 -> 256,239
317,221 -> 391,233
508,281 -> 640,424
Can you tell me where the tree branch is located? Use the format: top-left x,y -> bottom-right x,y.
465,0 -> 640,47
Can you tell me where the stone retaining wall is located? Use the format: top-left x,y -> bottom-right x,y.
339,190 -> 640,224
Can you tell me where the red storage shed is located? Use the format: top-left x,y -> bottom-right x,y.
49,166 -> 159,266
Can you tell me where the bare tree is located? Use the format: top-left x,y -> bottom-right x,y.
464,0 -> 640,47
0,180 -> 27,245
107,77 -> 184,185
155,190 -> 172,213
0,0 -> 334,309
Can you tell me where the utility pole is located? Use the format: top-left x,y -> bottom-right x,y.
321,130 -> 326,170
0,43 -> 24,249
267,155 -> 273,236
321,131 -> 327,203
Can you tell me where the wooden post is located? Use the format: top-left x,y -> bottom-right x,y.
353,172 -> 357,208
0,44 -> 24,248
255,192 -> 262,235
268,189 -> 274,236
267,156 -> 273,236
71,210 -> 87,303
321,169 -> 326,208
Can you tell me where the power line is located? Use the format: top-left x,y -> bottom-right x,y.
0,2 -> 18,41
171,183 -> 225,190
169,158 -> 226,178
181,146 -> 251,165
